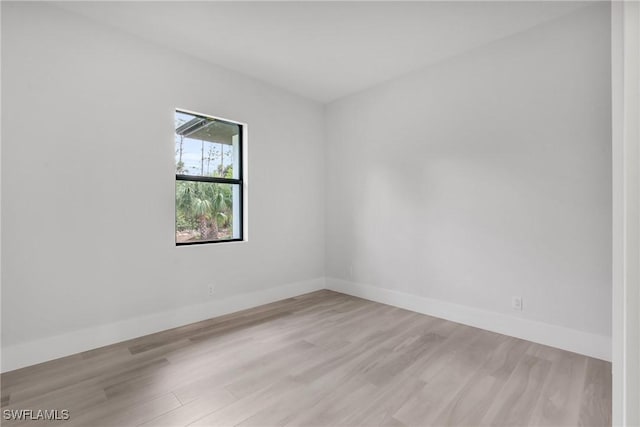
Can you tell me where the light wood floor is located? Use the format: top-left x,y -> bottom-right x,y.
1,290 -> 611,427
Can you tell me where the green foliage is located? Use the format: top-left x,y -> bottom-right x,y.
176,210 -> 197,231
176,161 -> 187,174
176,181 -> 233,240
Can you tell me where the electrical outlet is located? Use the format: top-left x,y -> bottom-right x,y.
208,284 -> 216,296
511,296 -> 523,311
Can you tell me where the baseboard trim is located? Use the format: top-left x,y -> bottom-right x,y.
326,277 -> 611,361
2,276 -> 611,372
1,277 -> 326,373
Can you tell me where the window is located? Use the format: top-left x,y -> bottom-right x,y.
175,110 -> 243,245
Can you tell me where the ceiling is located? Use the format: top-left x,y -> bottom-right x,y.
54,1 -> 589,104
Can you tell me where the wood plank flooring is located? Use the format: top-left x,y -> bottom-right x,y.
0,290 -> 612,426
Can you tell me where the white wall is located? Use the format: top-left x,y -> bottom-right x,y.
1,1 -> 615,370
325,4 -> 612,357
612,1 -> 640,424
1,2 -> 325,370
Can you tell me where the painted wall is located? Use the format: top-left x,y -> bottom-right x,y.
612,1 -> 640,423
325,4 -> 612,346
1,2 -> 325,370
1,1 -> 614,370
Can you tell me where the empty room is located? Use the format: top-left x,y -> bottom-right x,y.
1,1 -> 639,426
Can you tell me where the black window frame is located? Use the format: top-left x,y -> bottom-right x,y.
175,110 -> 244,246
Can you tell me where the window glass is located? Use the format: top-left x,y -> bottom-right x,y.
175,110 -> 243,245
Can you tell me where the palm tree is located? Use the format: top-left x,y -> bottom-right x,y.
176,182 -> 232,240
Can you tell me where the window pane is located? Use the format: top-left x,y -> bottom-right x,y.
175,111 -> 240,179
176,181 -> 241,243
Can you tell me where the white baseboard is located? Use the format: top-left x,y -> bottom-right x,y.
1,277 -> 326,373
2,276 -> 611,372
326,277 -> 612,361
